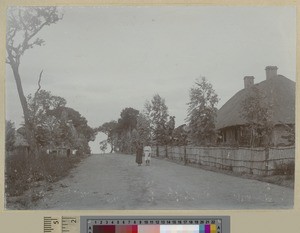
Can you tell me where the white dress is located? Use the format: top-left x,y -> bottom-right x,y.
143,146 -> 152,163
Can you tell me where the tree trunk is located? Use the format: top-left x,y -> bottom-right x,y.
11,63 -> 37,156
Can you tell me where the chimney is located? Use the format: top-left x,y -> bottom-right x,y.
244,76 -> 255,89
265,66 -> 278,80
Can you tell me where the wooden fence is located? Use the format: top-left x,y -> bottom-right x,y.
152,146 -> 295,176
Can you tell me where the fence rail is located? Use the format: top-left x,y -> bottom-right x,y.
152,145 -> 295,176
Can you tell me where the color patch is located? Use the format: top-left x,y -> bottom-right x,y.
205,224 -> 211,233
200,224 -> 205,233
210,224 -> 217,233
138,225 -> 160,233
93,225 -> 115,233
115,225 -> 138,233
160,225 -> 199,233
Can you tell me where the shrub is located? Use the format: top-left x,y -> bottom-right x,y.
5,152 -> 81,197
273,161 -> 295,176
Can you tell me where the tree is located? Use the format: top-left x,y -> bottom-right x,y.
99,140 -> 108,154
136,113 -> 151,145
186,77 -> 219,145
27,89 -> 67,149
27,88 -> 96,154
147,94 -> 169,145
50,106 -> 96,154
280,123 -> 295,146
115,107 -> 140,153
173,124 -> 188,146
98,121 -> 118,153
240,85 -> 273,147
5,120 -> 16,153
165,116 -> 176,145
6,7 -> 63,154
118,107 -> 139,132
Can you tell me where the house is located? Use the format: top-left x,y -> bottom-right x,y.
216,66 -> 295,147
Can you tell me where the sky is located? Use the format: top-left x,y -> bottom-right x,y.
5,6 -> 296,153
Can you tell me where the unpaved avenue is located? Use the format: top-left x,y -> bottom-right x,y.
34,153 -> 293,209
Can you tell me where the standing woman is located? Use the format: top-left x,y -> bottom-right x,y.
135,141 -> 143,166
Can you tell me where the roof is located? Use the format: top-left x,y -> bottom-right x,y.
216,75 -> 295,129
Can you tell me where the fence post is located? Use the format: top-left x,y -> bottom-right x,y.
264,147 -> 269,176
156,145 -> 159,157
184,146 -> 187,165
165,145 -> 168,158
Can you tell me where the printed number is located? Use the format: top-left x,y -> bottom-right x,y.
53,220 -> 59,224
71,220 -> 77,223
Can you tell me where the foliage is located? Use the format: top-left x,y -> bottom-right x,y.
118,107 -> 139,131
280,124 -> 295,146
136,113 -> 151,145
27,90 -> 67,148
146,94 -> 169,145
116,108 -> 140,153
273,161 -> 295,176
99,108 -> 140,154
240,85 -> 274,147
5,151 -> 81,202
26,90 -> 95,154
49,106 -> 96,154
6,7 -> 63,63
186,77 -> 219,145
172,124 -> 188,146
98,121 -> 118,153
165,116 -> 176,145
5,120 -> 16,152
99,140 -> 108,153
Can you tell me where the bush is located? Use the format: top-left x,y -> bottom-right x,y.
273,161 -> 295,176
5,152 -> 81,197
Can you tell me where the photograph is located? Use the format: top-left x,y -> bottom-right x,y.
4,5 -> 296,210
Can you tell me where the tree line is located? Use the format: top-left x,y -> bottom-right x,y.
97,77 -> 220,154
6,89 -> 96,156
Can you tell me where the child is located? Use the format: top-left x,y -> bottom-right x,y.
143,144 -> 152,166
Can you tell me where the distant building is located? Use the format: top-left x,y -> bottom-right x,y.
216,66 -> 295,147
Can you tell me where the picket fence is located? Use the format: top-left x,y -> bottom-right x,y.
152,145 -> 295,176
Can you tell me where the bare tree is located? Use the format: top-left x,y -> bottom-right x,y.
6,7 -> 63,154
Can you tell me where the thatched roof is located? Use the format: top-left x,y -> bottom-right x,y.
216,75 -> 295,129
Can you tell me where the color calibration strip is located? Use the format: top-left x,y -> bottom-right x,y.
85,217 -> 226,233
92,224 -> 219,233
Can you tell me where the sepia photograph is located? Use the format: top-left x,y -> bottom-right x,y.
5,6 -> 296,210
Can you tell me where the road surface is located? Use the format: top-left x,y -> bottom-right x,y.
33,153 -> 293,209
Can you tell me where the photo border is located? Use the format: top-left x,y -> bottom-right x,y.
0,0 -> 299,233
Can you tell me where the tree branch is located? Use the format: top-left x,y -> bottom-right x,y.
36,70 -> 43,95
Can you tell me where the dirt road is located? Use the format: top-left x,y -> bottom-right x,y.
34,153 -> 293,209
